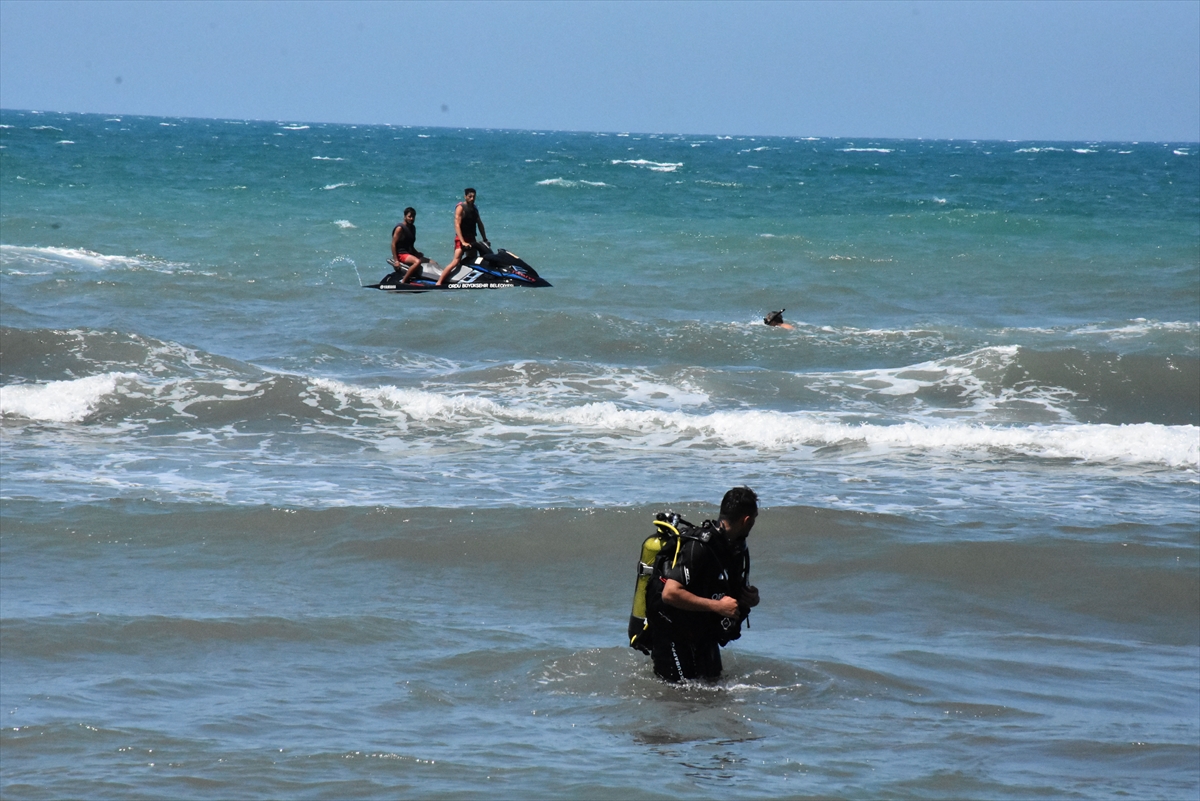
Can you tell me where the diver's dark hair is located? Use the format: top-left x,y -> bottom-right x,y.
404,207 -> 416,217
720,486 -> 758,521
464,187 -> 476,196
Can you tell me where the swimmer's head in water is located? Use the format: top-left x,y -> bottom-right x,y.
764,310 -> 786,326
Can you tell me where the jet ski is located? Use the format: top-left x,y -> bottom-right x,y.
367,249 -> 550,292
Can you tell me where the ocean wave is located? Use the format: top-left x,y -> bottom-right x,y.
0,372 -> 137,423
310,377 -> 1197,469
0,244 -> 190,274
312,156 -> 344,161
334,220 -> 357,229
611,159 -> 682,172
322,182 -> 354,190
536,178 -> 610,188
840,148 -> 893,153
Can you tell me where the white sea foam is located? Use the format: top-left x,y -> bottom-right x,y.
56,140 -> 75,145
1,373 -> 135,423
611,159 -> 682,172
536,178 -> 609,187
307,376 -> 1197,469
322,183 -> 353,190
840,148 -> 892,153
312,156 -> 344,161
30,126 -> 62,131
334,220 -> 357,229
279,125 -> 310,130
1014,147 -> 1064,153
1066,319 -> 1198,339
0,244 -> 188,274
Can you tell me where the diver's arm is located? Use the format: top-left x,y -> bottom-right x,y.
662,579 -> 741,619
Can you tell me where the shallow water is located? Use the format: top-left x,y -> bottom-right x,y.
2,111 -> 1197,798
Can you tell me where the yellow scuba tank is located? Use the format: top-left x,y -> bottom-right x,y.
628,513 -> 684,653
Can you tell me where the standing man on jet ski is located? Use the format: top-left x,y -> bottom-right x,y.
391,207 -> 430,284
436,188 -> 491,286
650,486 -> 761,682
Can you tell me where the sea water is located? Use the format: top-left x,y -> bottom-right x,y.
1,111 -> 1197,799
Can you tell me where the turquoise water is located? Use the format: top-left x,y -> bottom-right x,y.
2,110 -> 1198,798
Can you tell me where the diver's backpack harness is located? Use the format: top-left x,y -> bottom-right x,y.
628,511 -> 750,654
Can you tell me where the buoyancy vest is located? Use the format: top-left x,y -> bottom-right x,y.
628,513 -> 750,653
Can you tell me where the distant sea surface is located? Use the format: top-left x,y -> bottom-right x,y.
2,111 -> 1197,799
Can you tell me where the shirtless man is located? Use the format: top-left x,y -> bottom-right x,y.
436,188 -> 491,286
390,207 -> 429,283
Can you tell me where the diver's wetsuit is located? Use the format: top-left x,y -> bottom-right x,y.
649,523 -> 749,682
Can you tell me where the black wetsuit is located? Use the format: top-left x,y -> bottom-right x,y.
649,522 -> 749,682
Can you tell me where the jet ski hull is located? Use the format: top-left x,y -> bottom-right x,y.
369,249 -> 550,292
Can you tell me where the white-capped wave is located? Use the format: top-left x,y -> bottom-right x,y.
334,220 -> 357,229
611,159 -> 682,172
279,125 -> 310,130
322,182 -> 353,190
1066,319 -> 1198,340
1,373 -> 135,423
0,244 -> 189,274
840,148 -> 892,153
308,376 -> 1197,469
312,156 -> 344,161
536,178 -> 609,187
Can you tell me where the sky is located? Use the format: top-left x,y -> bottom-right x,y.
1,0 -> 1197,141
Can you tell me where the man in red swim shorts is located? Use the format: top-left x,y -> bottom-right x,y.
390,207 -> 429,283
436,188 -> 492,286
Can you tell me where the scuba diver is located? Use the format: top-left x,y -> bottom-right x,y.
638,486 -> 761,683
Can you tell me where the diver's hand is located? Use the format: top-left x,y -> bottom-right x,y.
713,594 -> 741,619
